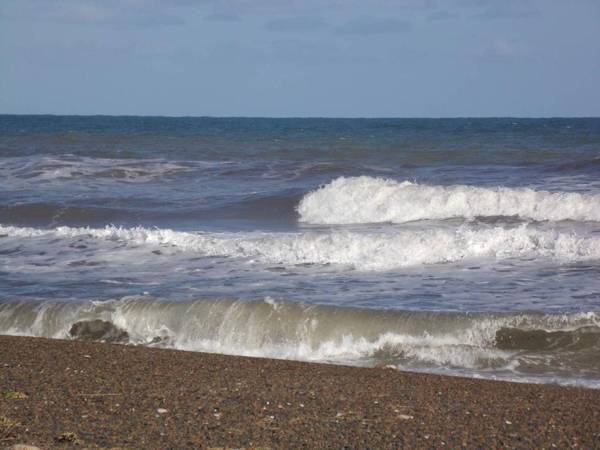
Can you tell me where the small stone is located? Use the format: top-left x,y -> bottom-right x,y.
69,319 -> 128,343
6,446 -> 43,450
157,408 -> 168,414
55,432 -> 81,444
3,391 -> 28,400
374,362 -> 396,370
398,414 -> 414,420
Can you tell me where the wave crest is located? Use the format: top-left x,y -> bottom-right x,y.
297,176 -> 600,224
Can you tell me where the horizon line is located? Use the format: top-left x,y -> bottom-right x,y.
1,113 -> 599,120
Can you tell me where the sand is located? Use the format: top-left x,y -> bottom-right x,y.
1,335 -> 599,449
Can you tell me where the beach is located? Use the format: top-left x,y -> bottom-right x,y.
1,335 -> 599,449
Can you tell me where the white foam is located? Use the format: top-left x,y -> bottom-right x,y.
1,223 -> 600,271
1,297 -> 598,386
298,176 -> 600,224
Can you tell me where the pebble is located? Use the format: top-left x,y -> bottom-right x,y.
6,446 -> 42,450
157,408 -> 168,414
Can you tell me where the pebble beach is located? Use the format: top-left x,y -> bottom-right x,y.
1,335 -> 599,449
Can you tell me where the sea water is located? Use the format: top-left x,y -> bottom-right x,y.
1,115 -> 599,387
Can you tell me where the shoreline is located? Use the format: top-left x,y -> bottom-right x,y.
1,335 -> 599,449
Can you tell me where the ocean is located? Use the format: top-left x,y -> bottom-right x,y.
1,115 -> 599,387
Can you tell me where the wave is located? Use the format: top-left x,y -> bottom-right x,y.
0,156 -> 193,183
1,296 -> 599,385
549,156 -> 600,173
297,176 -> 600,224
0,156 -> 369,187
2,223 -> 600,271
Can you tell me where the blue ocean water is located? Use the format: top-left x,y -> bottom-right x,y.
1,115 -> 600,386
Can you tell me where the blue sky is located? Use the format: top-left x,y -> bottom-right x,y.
1,0 -> 599,117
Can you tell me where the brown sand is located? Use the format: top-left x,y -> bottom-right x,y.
1,335 -> 599,449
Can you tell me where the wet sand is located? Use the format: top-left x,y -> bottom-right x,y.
1,335 -> 599,449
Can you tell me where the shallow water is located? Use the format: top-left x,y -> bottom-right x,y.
1,115 -> 599,386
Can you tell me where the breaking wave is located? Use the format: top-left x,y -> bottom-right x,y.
298,176 -> 600,224
1,223 -> 600,271
1,296 -> 599,386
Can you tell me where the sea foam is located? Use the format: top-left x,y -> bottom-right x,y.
1,223 -> 599,271
297,176 -> 600,224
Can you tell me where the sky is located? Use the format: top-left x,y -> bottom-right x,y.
1,0 -> 599,117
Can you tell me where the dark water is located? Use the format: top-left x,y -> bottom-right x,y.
1,115 -> 600,386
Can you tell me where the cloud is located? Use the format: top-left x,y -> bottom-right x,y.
203,12 -> 242,22
471,1 -> 540,20
264,16 -> 327,32
2,0 -> 437,27
427,10 -> 459,21
474,9 -> 539,20
479,39 -> 530,62
335,16 -> 411,36
191,0 -> 439,15
2,0 -> 185,27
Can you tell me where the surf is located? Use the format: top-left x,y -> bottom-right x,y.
298,176 -> 600,224
2,223 -> 600,271
1,296 -> 599,387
